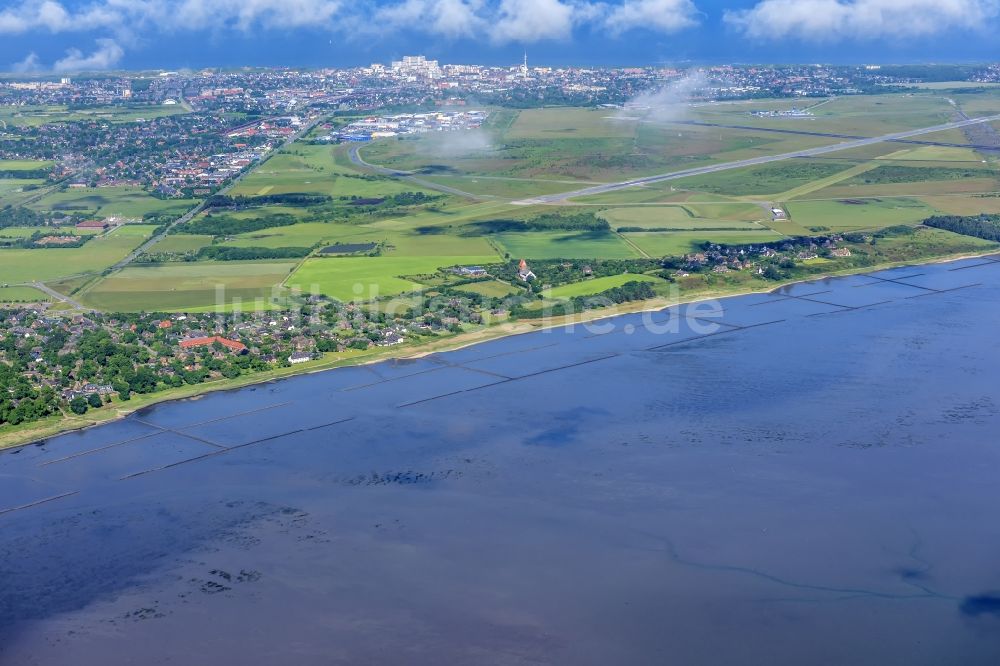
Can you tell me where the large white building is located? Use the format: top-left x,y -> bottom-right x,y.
390,55 -> 441,79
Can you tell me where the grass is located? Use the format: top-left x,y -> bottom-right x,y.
229,144 -> 434,199
29,186 -> 198,219
494,231 -> 640,260
0,231 -> 149,285
154,234 -> 214,253
80,261 -> 299,312
623,230 -> 784,256
545,273 -> 664,298
784,198 -> 940,230
599,205 -> 764,230
0,285 -> 49,302
0,104 -> 188,127
671,160 -> 854,197
287,255 -> 498,301
0,159 -> 54,170
454,280 -> 522,297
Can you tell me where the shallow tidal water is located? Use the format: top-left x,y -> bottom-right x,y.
2,257 -> 1000,665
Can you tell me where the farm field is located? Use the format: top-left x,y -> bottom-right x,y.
28,186 -> 198,219
229,144 -> 434,199
0,286 -> 49,303
454,280 -> 522,298
287,254 -> 499,301
153,234 -> 214,254
80,261 -> 299,312
494,231 -> 641,260
0,159 -> 53,171
599,205 -> 765,230
784,198 -> 940,230
624,230 -> 785,256
545,273 -> 665,299
0,104 -> 187,127
217,222 -> 373,249
0,228 -> 150,285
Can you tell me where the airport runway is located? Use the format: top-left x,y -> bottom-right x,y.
514,114 -> 1000,205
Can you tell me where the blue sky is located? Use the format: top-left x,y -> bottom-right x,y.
0,0 -> 998,73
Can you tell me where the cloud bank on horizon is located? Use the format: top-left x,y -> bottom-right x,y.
0,0 -> 997,72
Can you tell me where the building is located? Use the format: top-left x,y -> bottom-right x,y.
288,351 -> 313,364
517,259 -> 536,281
179,336 -> 248,354
76,219 -> 109,230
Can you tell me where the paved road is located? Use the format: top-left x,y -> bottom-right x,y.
110,117 -> 324,272
348,145 -> 490,200
674,119 -> 1000,152
515,114 -> 1000,205
30,281 -> 89,310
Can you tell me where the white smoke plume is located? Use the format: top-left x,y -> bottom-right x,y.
619,71 -> 708,124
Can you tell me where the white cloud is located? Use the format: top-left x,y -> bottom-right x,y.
0,0 -> 707,46
725,0 -> 1000,41
605,0 -> 700,35
53,37 -> 124,72
374,0 -> 487,39
0,0 -> 343,36
10,51 -> 42,73
492,0 -> 578,42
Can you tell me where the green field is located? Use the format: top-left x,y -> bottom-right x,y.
229,144 -> 434,199
545,273 -> 664,299
0,104 -> 187,127
0,159 -> 54,171
785,198 -> 940,230
624,230 -> 785,256
81,261 -> 299,311
287,255 -> 498,301
0,230 -> 149,285
454,280 -> 522,298
218,222 -> 372,249
29,187 -> 198,218
0,285 -> 49,303
153,234 -> 214,253
494,231 -> 640,259
599,205 -> 765,230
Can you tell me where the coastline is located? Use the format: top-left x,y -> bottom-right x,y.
2,247 -> 997,454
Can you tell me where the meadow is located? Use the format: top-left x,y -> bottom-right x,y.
784,198 -> 939,230
0,227 -> 151,285
545,273 -> 664,299
80,261 -> 299,312
0,104 -> 187,127
623,230 -> 785,256
29,187 -> 198,219
287,254 -> 499,301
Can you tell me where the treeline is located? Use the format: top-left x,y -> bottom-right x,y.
0,232 -> 90,250
178,213 -> 298,236
207,193 -> 331,208
197,245 -> 312,261
510,280 -> 656,319
923,214 -> 1000,242
0,206 -> 48,229
468,212 -> 610,235
489,257 -> 662,288
852,166 -> 983,185
0,168 -> 50,179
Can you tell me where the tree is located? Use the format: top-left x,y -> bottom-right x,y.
69,396 -> 89,415
87,393 -> 103,409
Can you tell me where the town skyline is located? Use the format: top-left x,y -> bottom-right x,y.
0,0 -> 998,73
